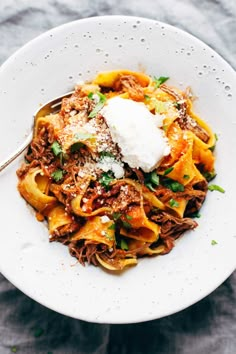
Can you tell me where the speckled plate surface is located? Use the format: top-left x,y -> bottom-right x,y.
0,16 -> 235,324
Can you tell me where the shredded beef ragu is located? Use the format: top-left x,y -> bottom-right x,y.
16,71 -> 215,271
113,74 -> 144,101
161,84 -> 210,143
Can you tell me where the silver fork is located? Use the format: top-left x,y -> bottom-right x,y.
0,91 -> 73,172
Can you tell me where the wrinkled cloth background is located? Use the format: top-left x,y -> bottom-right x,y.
0,1 -> 236,353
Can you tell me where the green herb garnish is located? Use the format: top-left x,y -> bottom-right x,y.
154,76 -> 169,88
144,94 -> 151,100
99,171 -> 114,191
209,145 -> 215,152
113,212 -> 122,221
51,141 -> 62,156
51,169 -> 64,182
211,240 -> 218,245
169,198 -> 179,208
122,221 -> 132,229
173,101 -> 181,109
191,212 -> 201,218
203,170 -> 217,182
88,92 -> 94,99
11,347 -> 17,353
145,171 -> 159,191
166,180 -> 184,192
145,182 -> 156,192
70,142 -> 84,152
183,174 -> 190,180
208,184 -> 225,193
163,166 -> 174,175
162,124 -> 168,132
125,214 -> 133,220
51,141 -> 67,164
209,133 -> 219,152
120,238 -> 129,251
99,151 -> 115,158
150,171 -> 160,186
108,223 -> 116,230
88,92 -> 107,118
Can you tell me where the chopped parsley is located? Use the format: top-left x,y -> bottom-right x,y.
173,101 -> 181,109
51,141 -> 67,164
88,92 -> 107,118
169,198 -> 179,208
99,151 -> 115,159
144,94 -> 151,100
145,182 -> 156,192
211,239 -> 218,245
209,145 -> 215,152
209,133 -> 218,152
99,171 -> 114,191
125,214 -> 133,220
108,223 -> 116,230
170,181 -> 184,192
11,347 -> 17,353
191,212 -> 201,218
120,238 -> 129,251
163,166 -> 174,175
116,236 -> 129,250
112,212 -> 122,221
145,171 -> 159,191
122,220 -> 132,229
88,92 -> 94,99
162,124 -> 168,132
51,169 -> 65,182
154,76 -> 169,88
203,170 -> 217,182
70,142 -> 85,152
183,174 -> 190,180
150,171 -> 160,186
208,184 -> 225,193
163,178 -> 184,192
51,141 -> 62,156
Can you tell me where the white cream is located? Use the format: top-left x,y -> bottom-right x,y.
101,97 -> 170,172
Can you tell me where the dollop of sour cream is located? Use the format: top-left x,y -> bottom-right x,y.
101,97 -> 170,173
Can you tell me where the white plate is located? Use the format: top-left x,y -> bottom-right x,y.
0,16 -> 235,324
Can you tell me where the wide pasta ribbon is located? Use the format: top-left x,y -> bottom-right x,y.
18,167 -> 56,213
71,216 -> 115,248
120,205 -> 160,243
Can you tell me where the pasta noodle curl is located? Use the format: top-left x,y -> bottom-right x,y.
17,70 -> 216,271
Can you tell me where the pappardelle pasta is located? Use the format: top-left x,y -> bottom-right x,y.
17,70 -> 216,271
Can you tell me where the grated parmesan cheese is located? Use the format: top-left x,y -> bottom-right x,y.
100,215 -> 111,223
96,156 -> 124,178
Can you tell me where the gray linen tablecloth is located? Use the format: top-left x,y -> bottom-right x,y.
0,1 -> 235,353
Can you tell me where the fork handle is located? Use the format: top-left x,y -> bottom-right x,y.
0,132 -> 33,172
